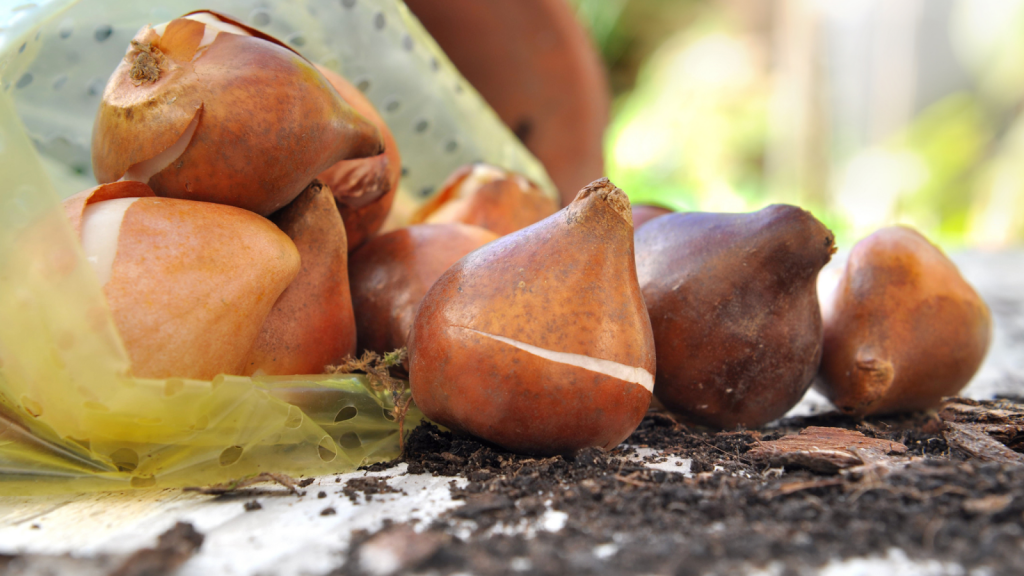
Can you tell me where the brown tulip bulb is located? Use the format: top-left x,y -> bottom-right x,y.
632,204 -> 673,230
817,226 -> 992,416
243,181 -> 357,376
315,65 -> 402,251
92,11 -> 382,216
635,205 -> 836,429
349,223 -> 499,357
409,178 -> 655,456
63,183 -> 300,380
410,163 -> 559,236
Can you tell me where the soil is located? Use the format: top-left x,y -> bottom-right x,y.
333,398 -> 1024,576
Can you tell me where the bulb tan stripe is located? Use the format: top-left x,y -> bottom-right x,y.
460,327 -> 654,393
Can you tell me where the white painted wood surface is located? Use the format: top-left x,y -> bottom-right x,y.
0,465 -> 467,576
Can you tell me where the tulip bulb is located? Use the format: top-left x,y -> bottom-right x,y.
92,10 -> 383,216
409,178 -> 655,456
243,181 -> 357,376
817,226 -> 992,416
64,183 -> 299,380
635,205 -> 836,429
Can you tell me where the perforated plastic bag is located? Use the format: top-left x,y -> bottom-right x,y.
0,0 -> 555,493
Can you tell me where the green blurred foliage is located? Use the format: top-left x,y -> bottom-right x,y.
899,94 -> 991,244
570,0 -> 1024,248
601,16 -> 769,214
569,0 -> 707,94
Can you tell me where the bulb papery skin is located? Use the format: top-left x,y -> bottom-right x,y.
348,223 -> 499,357
440,164 -> 511,205
420,165 -> 507,224
122,114 -> 198,184
183,13 -> 252,48
92,16 -> 383,216
243,181 -> 357,376
409,163 -> 559,237
315,65 -> 401,251
408,178 -> 655,456
151,13 -> 251,50
62,181 -> 157,238
631,205 -> 673,230
80,197 -> 140,286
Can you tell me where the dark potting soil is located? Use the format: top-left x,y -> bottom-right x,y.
334,399 -> 1024,576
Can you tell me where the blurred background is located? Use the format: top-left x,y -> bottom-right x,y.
578,0 -> 1024,250
412,0 -> 1024,251
5,0 -> 1021,251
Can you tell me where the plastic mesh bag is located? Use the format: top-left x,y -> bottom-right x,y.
0,0 -> 555,493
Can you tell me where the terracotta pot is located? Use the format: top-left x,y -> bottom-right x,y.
405,0 -> 609,206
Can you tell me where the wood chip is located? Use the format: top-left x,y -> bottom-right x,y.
748,427 -> 907,474
940,397 -> 1024,424
940,397 -> 1024,452
942,422 -> 1024,465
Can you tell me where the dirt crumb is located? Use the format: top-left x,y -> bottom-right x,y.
343,476 -> 404,503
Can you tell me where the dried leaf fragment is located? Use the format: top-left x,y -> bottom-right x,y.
942,421 -> 1024,465
329,349 -> 412,451
182,472 -> 303,495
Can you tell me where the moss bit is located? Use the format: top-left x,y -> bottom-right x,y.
129,40 -> 163,86
328,348 -> 413,453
